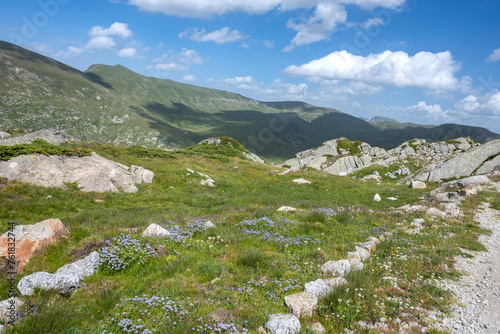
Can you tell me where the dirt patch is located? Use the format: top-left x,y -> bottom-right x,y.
70,238 -> 111,262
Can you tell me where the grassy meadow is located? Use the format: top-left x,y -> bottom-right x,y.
0,140 -> 497,333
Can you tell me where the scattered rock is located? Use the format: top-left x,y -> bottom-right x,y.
457,175 -> 492,188
277,206 -> 298,212
17,251 -> 100,296
373,194 -> 381,202
292,178 -> 311,184
0,297 -> 23,323
204,220 -> 216,229
411,181 -> 427,189
323,277 -> 347,289
353,246 -> 370,260
0,218 -> 69,273
348,258 -> 364,271
142,223 -> 171,237
426,207 -> 447,218
0,129 -> 77,146
304,279 -> 332,298
200,178 -> 216,187
309,322 -> 326,334
321,259 -> 351,277
265,313 -> 301,334
359,240 -> 377,253
242,152 -> 265,164
0,152 -> 154,193
363,174 -> 382,182
284,292 -> 318,318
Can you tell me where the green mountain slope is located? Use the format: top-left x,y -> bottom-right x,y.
1,41 -> 498,161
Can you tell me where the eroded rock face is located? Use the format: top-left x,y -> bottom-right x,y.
414,139 -> 500,182
0,152 -> 154,193
0,218 -> 69,272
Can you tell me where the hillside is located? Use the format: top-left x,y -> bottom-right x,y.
0,41 -> 498,161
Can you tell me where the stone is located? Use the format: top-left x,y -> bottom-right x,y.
323,277 -> 347,289
304,279 -> 332,298
0,297 -> 23,323
265,313 -> 301,334
363,174 -> 382,182
457,175 -> 492,188
0,218 -> 69,272
204,220 -> 216,229
142,223 -> 171,237
17,251 -> 100,296
0,152 -> 154,193
354,246 -> 370,260
0,131 -> 11,139
347,251 -> 361,261
309,322 -> 326,334
349,258 -> 364,271
373,194 -> 381,202
292,178 -> 311,184
458,186 -> 477,197
414,139 -> 500,182
242,152 -> 265,164
359,240 -> 377,253
411,181 -> 427,189
200,178 -> 216,187
366,236 -> 380,244
321,259 -> 351,276
426,207 -> 446,218
476,155 -> 500,175
277,206 -> 298,212
284,292 -> 318,318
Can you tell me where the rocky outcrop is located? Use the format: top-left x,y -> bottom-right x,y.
0,129 -> 77,146
17,251 -> 100,296
0,218 -> 69,272
283,136 -> 481,177
414,139 -> 500,182
0,152 -> 154,193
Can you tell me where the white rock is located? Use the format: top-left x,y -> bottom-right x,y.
0,297 -> 23,323
277,206 -> 298,212
321,259 -> 351,276
373,194 -> 381,202
304,279 -> 332,298
284,292 -> 318,318
143,223 -> 171,237
265,313 -> 301,334
200,179 -> 216,187
292,178 -> 311,184
411,181 -> 427,189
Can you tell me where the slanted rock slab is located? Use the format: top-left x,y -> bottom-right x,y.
0,218 -> 69,272
265,313 -> 301,334
284,292 -> 318,318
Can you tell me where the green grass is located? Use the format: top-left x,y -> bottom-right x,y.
0,141 -> 494,333
0,139 -> 92,161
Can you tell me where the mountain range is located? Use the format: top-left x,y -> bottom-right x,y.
1,41 -> 498,161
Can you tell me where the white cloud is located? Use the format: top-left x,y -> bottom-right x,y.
263,39 -> 275,48
118,47 -> 139,58
284,3 -> 347,51
285,50 -> 468,92
86,36 -> 117,50
149,48 -> 205,72
54,46 -> 85,59
221,76 -> 307,100
224,76 -> 255,85
361,17 -> 384,29
182,74 -> 196,82
179,27 -> 246,44
89,22 -> 132,39
486,47 -> 500,62
128,0 -> 281,18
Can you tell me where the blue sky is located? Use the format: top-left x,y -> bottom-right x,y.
2,0 -> 500,133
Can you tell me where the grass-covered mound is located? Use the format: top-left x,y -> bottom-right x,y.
0,139 -> 92,161
0,141 -> 496,333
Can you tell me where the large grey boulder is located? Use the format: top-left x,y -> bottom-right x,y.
17,251 -> 100,296
0,152 -> 154,193
284,292 -> 318,318
265,314 -> 301,334
414,139 -> 500,182
0,129 -> 77,146
321,259 -> 351,276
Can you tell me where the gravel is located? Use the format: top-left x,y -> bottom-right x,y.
432,201 -> 500,333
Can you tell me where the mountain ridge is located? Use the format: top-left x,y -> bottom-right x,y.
1,41 -> 498,161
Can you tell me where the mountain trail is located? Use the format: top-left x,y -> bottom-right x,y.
433,198 -> 500,333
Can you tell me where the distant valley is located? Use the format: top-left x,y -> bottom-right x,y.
1,41 -> 498,161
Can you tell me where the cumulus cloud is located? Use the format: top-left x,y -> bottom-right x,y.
285,50 -> 468,92
361,17 -> 384,29
182,74 -> 196,82
125,0 -> 407,48
89,22 -> 132,39
224,76 -> 255,85
486,47 -> 500,62
284,2 -> 347,51
86,36 -> 116,50
117,47 -> 139,58
148,48 -> 205,72
222,76 -> 307,100
179,27 -> 246,44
